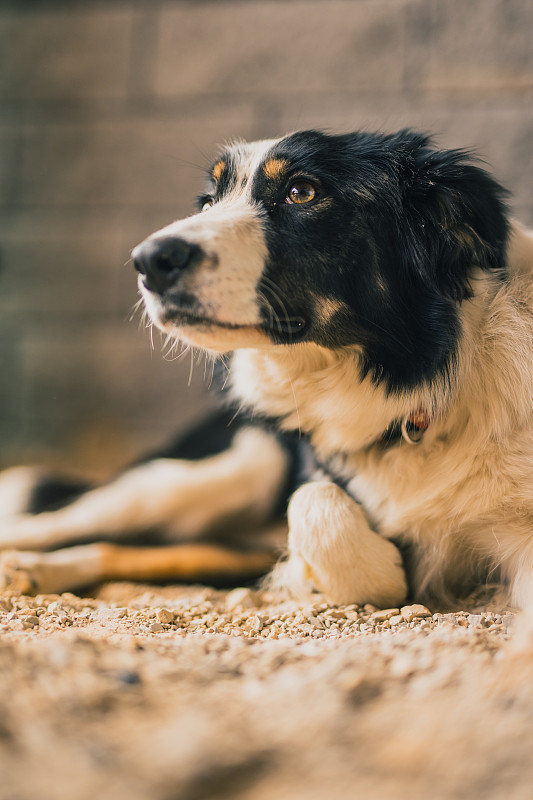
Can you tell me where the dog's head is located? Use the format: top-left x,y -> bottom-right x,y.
133,129 -> 509,391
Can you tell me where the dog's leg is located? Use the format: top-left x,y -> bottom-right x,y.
271,481 -> 407,608
0,427 -> 289,551
0,541 -> 277,595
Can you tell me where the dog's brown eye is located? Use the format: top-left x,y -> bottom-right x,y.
287,181 -> 316,204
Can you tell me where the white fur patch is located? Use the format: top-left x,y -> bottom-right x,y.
137,138 -> 282,352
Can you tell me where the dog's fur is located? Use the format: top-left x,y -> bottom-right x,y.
2,129 -> 533,626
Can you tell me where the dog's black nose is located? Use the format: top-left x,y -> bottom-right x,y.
132,237 -> 202,294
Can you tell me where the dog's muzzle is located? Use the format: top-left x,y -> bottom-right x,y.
132,237 -> 203,295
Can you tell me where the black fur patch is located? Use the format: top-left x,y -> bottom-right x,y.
244,129 -> 509,392
198,154 -> 239,210
145,407 -> 244,462
27,477 -> 89,514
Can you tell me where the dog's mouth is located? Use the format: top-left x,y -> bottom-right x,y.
160,307 -> 308,339
162,310 -> 254,331
262,316 -> 308,337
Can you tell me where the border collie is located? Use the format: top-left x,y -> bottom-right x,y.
1,129 -> 533,629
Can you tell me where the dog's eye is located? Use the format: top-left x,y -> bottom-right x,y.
201,199 -> 214,212
286,181 -> 317,205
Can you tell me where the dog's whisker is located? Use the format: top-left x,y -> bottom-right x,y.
148,323 -> 156,352
188,348 -> 195,386
162,339 -> 191,362
258,276 -> 295,341
257,289 -> 282,334
219,356 -> 232,391
203,352 -> 217,389
164,334 -> 180,360
257,290 -> 273,328
162,333 -> 186,361
176,342 -> 190,360
161,338 -> 172,359
128,298 -> 145,324
205,354 -> 215,389
259,277 -> 297,344
227,399 -> 247,428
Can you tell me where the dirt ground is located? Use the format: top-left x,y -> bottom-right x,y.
1,581 -> 532,800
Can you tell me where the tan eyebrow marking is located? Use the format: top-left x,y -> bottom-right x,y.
263,157 -> 289,180
315,296 -> 347,324
212,160 -> 226,182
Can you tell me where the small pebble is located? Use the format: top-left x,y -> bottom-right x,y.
371,608 -> 400,622
400,604 -> 431,622
299,623 -> 318,635
47,601 -> 65,616
116,670 -> 141,685
486,624 -> 502,633
150,622 -> 164,633
90,608 -> 124,621
156,608 -> 175,624
439,613 -> 459,625
327,610 -> 347,620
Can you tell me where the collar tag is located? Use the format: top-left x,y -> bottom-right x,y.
401,409 -> 431,445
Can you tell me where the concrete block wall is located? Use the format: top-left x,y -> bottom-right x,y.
1,0 -> 532,473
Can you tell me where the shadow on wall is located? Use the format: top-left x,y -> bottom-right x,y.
0,0 -> 532,471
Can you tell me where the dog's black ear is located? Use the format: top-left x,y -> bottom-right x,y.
401,139 -> 510,300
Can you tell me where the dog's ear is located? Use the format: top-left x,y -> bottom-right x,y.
401,139 -> 510,300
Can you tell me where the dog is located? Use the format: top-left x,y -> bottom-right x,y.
2,128 -> 533,624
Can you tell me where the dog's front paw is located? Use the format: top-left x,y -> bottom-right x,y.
0,545 -> 103,596
0,550 -> 45,595
284,481 -> 408,608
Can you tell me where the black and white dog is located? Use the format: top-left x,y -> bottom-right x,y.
2,129 -> 533,622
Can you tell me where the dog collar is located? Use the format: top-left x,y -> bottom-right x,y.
378,409 -> 431,446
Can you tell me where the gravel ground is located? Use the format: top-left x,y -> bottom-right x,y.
0,582 -> 532,800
